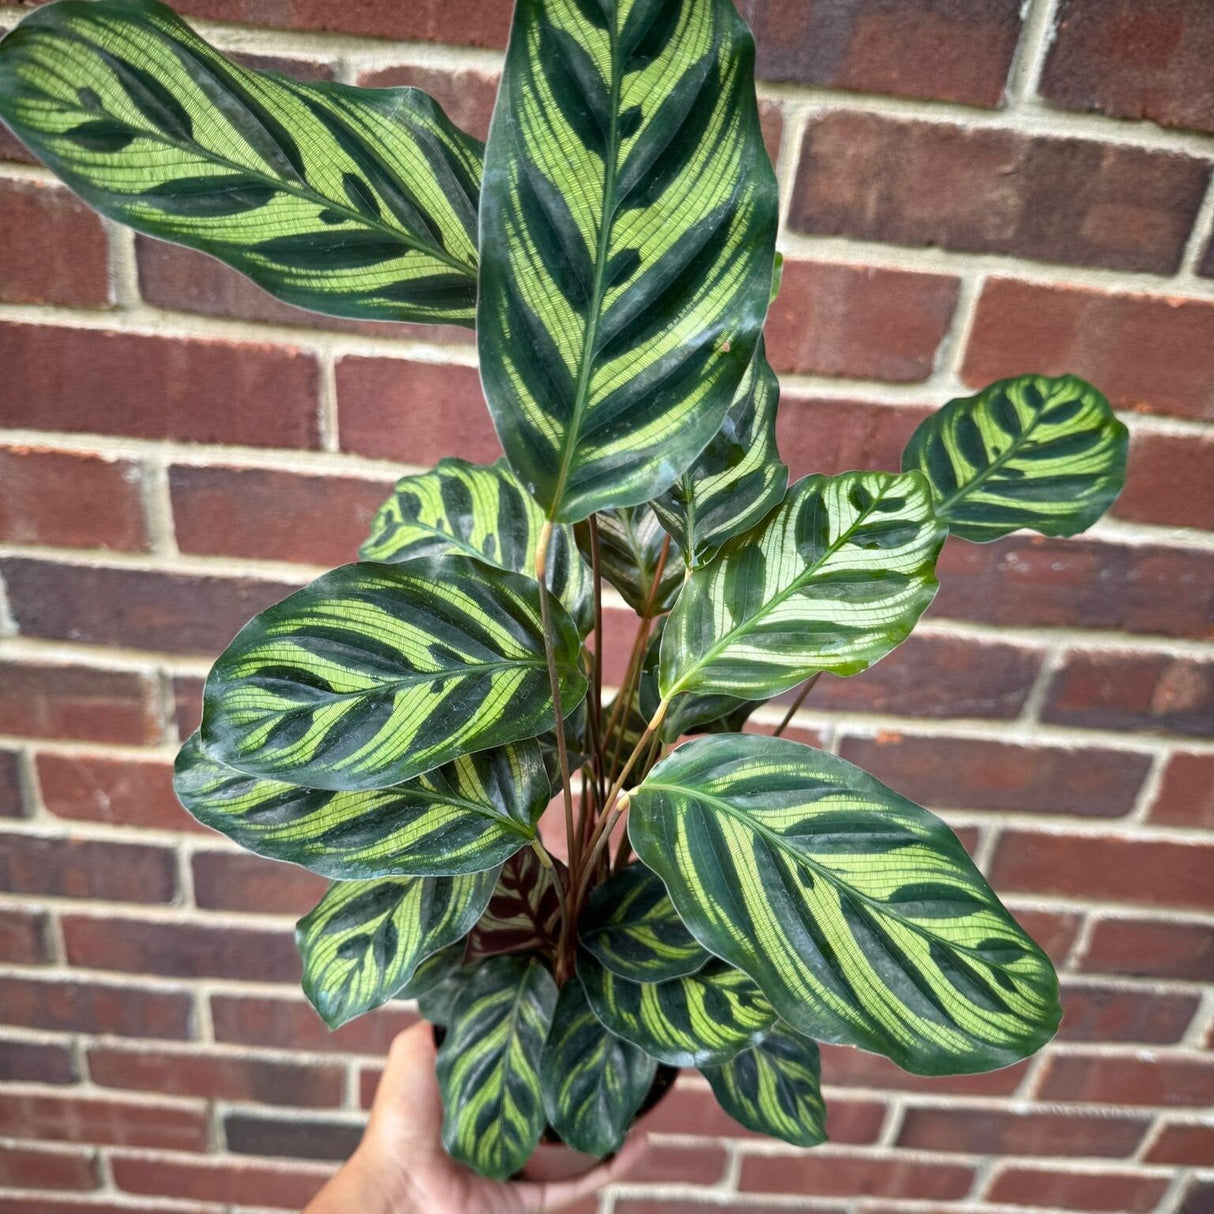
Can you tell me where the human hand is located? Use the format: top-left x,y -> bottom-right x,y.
304,1021 -> 647,1214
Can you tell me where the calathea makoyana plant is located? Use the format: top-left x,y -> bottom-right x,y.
0,0 -> 1130,1179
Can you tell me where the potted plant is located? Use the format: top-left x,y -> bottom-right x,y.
0,0 -> 1129,1182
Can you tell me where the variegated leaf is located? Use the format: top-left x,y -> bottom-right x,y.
581,504 -> 685,616
465,845 -> 565,962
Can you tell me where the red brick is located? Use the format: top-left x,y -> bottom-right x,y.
0,1202 -> 216,1214
0,750 -> 20,819
739,1150 -> 974,1200
1182,1180 -> 1214,1214
0,975 -> 192,1039
838,734 -> 1149,817
0,179 -> 110,307
738,0 -> 1022,107
111,1152 -> 331,1208
0,1038 -> 77,1084
765,260 -> 959,384
819,1043 -> 1030,1097
0,1093 -> 207,1151
0,121 -> 35,165
1010,908 -> 1085,968
191,851 -> 327,915
962,278 -> 1214,422
618,1205 -> 845,1214
214,992 -> 416,1056
37,753 -> 202,833
0,907 -> 50,964
0,661 -> 161,745
1039,1052 -> 1214,1107
933,533 -> 1214,640
1149,753 -> 1214,829
990,830 -> 1214,910
791,113 -> 1206,274
224,1112 -> 363,1162
1147,1121 -> 1214,1165
627,1143 -> 727,1186
228,51 -> 335,82
988,1166 -> 1170,1212
356,63 -> 500,142
1058,983 -> 1199,1044
174,676 -> 205,740
1041,0 -> 1214,135
1113,432 -> 1214,530
0,832 -> 177,903
1043,652 -> 1214,737
1082,917 -> 1214,982
0,322 -> 321,446
777,397 -> 931,481
900,1107 -> 1148,1157
1,558 -> 303,656
88,1045 -> 345,1107
170,465 -> 393,566
0,1141 -> 98,1190
336,356 -> 502,465
0,447 -> 148,551
62,915 -> 300,983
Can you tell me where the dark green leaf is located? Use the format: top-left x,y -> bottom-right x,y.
581,504 -> 685,615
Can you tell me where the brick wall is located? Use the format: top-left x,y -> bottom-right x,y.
0,0 -> 1212,1211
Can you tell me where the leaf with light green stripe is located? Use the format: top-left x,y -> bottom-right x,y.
361,458 -> 592,633
578,952 -> 774,1067
174,733 -> 547,878
700,1021 -> 826,1147
0,0 -> 480,323
201,556 -> 587,792
651,341 -> 787,567
580,504 -> 685,616
579,862 -> 710,983
296,871 -> 497,1028
902,374 -> 1128,543
438,956 -> 558,1179
630,734 -> 1062,1075
478,0 -> 780,522
660,472 -> 946,702
541,978 -> 657,1157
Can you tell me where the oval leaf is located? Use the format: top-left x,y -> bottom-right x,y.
201,556 -> 587,791
541,979 -> 657,1158
0,0 -> 481,323
660,472 -> 946,701
630,734 -> 1062,1075
478,0 -> 779,521
578,952 -> 774,1067
438,956 -> 558,1179
902,373 -> 1128,543
296,870 -> 497,1028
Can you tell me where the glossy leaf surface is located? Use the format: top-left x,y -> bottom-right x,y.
582,504 -> 685,615
902,374 -> 1128,543
0,0 -> 480,323
466,846 -> 564,961
201,557 -> 586,792
478,0 -> 779,521
631,735 -> 1062,1074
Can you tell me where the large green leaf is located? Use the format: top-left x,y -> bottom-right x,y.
438,956 -> 558,1179
174,733 -> 549,878
630,735 -> 1062,1075
361,459 -> 592,632
0,0 -> 481,324
541,979 -> 657,1158
296,871 -> 497,1028
578,952 -> 774,1067
581,504 -> 685,615
465,846 -> 564,962
201,557 -> 586,792
700,1021 -> 826,1148
651,342 -> 787,567
478,0 -> 779,521
660,472 -> 946,701
579,862 -> 710,983
902,374 -> 1129,543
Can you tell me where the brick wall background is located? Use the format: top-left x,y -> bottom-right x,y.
0,0 -> 1212,1210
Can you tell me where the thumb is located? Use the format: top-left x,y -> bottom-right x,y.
369,1021 -> 445,1143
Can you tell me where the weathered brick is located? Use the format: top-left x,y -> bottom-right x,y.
819,1042 -> 1030,1097
777,397 -> 931,481
628,1143 -> 728,1186
170,464 -> 393,566
739,0 -> 1022,107
790,113 -> 1207,274
0,179 -> 110,307
1041,0 -> 1214,135
356,63 -> 500,142
1147,1122 -> 1214,1165
1113,432 -> 1214,530
0,1038 -> 77,1085
987,1166 -> 1170,1212
173,676 -> 205,740
1149,753 -> 1214,829
1039,1053 -> 1214,1107
336,356 -> 502,465
837,734 -> 1149,817
0,661 -> 161,745
37,753 -> 201,833
1058,982 -> 1199,1043
0,1141 -> 98,1191
111,1152 -> 331,1208
62,915 -> 299,983
0,906 -> 50,964
0,750 -> 20,819
0,832 -> 177,903
765,260 -> 960,384
962,278 -> 1214,422
1082,917 -> 1214,982
211,992 -> 416,1056
0,975 -> 192,1039
0,1093 -> 207,1151
0,322 -> 321,446
88,1045 -> 345,1107
990,831 -> 1214,910
1,559 -> 302,655
191,851 -> 327,915
1042,652 -> 1214,737
898,1106 -> 1148,1157
739,1150 -> 974,1200
225,1112 -> 363,1162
